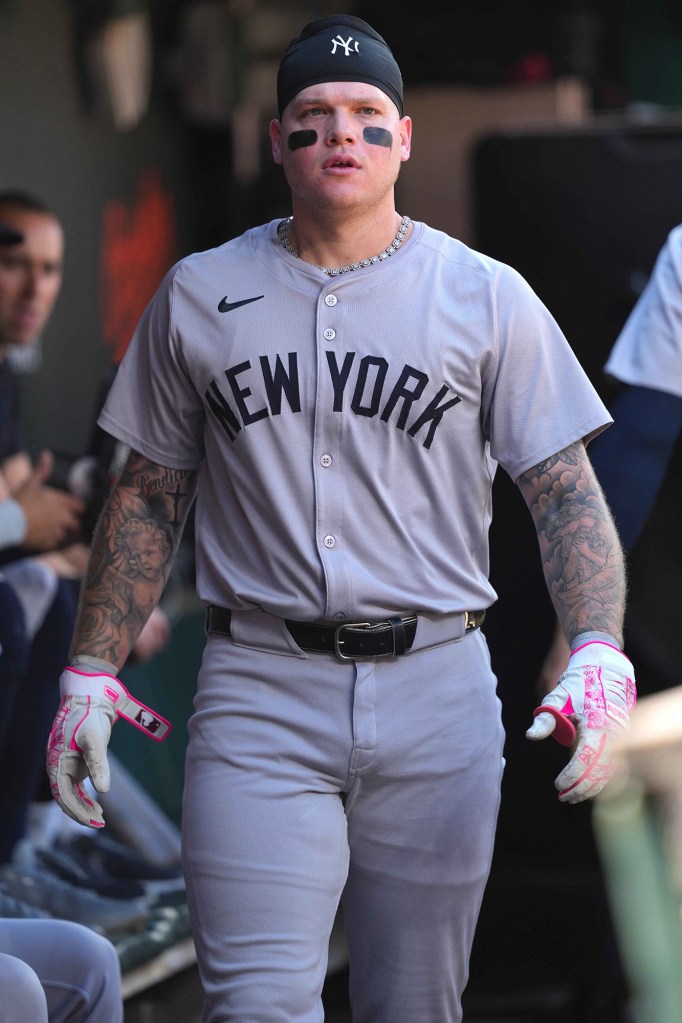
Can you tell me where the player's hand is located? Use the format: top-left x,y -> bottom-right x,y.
46,667 -> 172,828
525,639 -> 636,803
37,542 -> 90,579
16,454 -> 86,551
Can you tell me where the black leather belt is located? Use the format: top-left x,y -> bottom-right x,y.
205,606 -> 486,660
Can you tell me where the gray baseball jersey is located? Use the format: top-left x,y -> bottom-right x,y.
605,224 -> 682,398
99,219 -> 611,621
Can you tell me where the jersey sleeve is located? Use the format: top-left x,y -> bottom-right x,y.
604,225 -> 682,399
483,262 -> 611,481
97,264 -> 205,470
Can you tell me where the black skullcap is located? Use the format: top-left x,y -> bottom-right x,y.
277,14 -> 403,118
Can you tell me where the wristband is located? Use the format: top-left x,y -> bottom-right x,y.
570,631 -> 622,653
71,654 -> 120,676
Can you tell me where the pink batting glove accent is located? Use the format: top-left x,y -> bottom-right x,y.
46,668 -> 171,829
526,641 -> 636,804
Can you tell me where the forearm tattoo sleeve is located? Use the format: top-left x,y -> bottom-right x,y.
71,451 -> 199,668
517,441 -> 627,646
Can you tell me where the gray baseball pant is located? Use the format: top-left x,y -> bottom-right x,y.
0,919 -> 123,1023
182,610 -> 505,1023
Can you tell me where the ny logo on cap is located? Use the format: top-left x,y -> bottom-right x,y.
331,34 -> 359,56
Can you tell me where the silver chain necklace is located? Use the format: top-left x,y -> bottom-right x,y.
278,215 -> 411,276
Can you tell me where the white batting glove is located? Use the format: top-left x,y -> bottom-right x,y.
526,636 -> 636,803
46,667 -> 172,828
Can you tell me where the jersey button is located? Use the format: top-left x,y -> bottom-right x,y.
332,612 -> 345,621
320,453 -> 333,467
324,294 -> 338,307
323,535 -> 336,548
323,328 -> 336,341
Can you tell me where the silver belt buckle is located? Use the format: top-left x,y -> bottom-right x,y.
334,622 -> 371,661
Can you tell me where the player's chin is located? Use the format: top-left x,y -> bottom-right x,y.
316,174 -> 363,195
316,184 -> 382,212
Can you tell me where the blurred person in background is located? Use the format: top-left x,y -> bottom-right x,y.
0,205 -> 124,1023
0,198 -> 85,863
0,194 -> 169,865
539,223 -> 682,691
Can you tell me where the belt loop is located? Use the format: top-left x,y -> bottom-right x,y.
389,616 -> 407,655
206,605 -> 232,638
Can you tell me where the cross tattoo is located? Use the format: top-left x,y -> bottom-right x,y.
168,483 -> 188,524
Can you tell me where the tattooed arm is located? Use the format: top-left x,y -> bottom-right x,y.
517,440 -> 626,647
520,442 -> 637,802
70,449 -> 199,671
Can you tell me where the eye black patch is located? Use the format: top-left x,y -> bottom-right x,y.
288,130 -> 318,150
363,127 -> 393,148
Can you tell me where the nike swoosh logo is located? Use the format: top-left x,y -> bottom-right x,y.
218,294 -> 264,313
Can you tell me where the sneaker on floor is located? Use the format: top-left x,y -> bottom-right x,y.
33,846 -> 146,901
61,833 -> 185,899
0,863 -> 151,937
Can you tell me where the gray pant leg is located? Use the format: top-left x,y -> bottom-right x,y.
0,952 -> 49,1023
183,637 -> 354,1022
342,631 -> 505,1023
0,919 -> 123,1023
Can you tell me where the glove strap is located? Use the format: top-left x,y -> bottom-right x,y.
63,667 -> 172,742
111,689 -> 172,742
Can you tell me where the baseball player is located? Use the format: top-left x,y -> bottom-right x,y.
600,222 -> 682,547
540,223 -> 682,690
47,14 -> 636,1023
